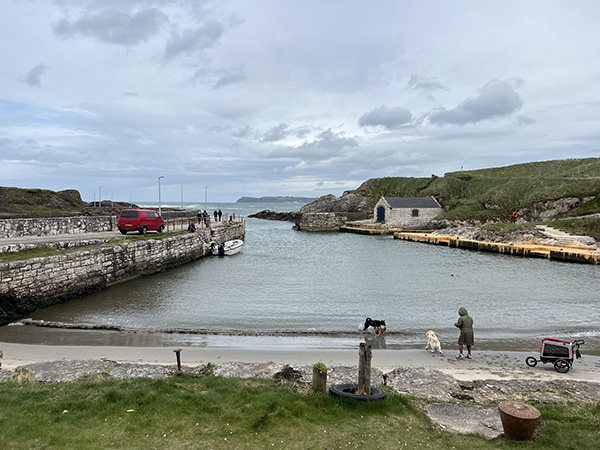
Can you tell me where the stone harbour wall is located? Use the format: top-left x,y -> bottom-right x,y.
0,216 -> 118,238
210,222 -> 246,243
0,222 -> 245,324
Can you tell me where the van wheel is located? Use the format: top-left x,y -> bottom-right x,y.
139,226 -> 147,235
119,229 -> 128,235
158,225 -> 164,233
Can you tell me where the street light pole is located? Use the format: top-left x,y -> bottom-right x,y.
180,186 -> 184,210
99,186 -> 102,207
158,176 -> 164,216
205,186 -> 209,211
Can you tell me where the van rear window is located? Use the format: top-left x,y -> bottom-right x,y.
120,210 -> 138,218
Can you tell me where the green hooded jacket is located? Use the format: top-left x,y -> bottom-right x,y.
454,307 -> 474,346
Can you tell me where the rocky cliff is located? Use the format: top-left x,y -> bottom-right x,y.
300,193 -> 370,215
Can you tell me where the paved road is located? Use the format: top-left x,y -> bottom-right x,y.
0,224 -> 197,247
0,219 -> 232,247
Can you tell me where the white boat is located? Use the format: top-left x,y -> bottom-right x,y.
210,239 -> 244,256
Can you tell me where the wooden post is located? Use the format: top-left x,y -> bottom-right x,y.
357,343 -> 372,395
312,363 -> 327,393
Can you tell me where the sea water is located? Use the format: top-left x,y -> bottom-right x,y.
1,202 -> 599,354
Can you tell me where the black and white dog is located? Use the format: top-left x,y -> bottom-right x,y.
363,318 -> 386,336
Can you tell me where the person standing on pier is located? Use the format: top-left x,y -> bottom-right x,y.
218,209 -> 222,222
455,307 -> 474,359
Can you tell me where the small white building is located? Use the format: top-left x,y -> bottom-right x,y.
374,196 -> 442,227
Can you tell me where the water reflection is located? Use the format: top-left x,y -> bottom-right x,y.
1,217 -> 599,353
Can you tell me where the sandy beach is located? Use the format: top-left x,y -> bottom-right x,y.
2,342 -> 599,383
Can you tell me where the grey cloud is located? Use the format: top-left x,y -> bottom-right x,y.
261,123 -> 289,143
294,126 -> 313,138
213,70 -> 246,90
164,21 -> 224,60
23,63 -> 50,86
316,129 -> 359,148
53,8 -> 166,45
407,74 -> 448,92
429,79 -> 523,126
232,126 -> 253,139
358,105 -> 413,130
270,129 -> 358,160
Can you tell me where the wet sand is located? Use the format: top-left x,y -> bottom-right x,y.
1,342 -> 599,382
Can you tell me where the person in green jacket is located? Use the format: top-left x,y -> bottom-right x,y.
454,307 -> 474,359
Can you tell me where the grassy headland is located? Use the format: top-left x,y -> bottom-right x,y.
351,158 -> 600,221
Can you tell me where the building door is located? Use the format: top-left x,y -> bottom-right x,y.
377,206 -> 385,222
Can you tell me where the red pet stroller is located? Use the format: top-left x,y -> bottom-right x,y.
525,337 -> 584,373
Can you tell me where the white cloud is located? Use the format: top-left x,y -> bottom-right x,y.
1,1 -> 600,201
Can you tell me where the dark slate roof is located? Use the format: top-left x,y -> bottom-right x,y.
384,196 -> 441,209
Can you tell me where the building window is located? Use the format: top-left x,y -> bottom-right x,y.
412,209 -> 419,217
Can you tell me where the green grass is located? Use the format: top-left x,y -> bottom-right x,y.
0,232 -> 188,263
0,375 -> 598,449
0,247 -> 63,263
547,218 -> 600,240
480,218 -> 600,240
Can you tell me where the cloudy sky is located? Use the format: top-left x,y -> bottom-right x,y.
1,1 -> 599,203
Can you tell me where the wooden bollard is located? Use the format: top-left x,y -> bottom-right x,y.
357,343 -> 372,395
312,362 -> 327,393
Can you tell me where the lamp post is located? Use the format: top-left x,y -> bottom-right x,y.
98,186 -> 102,207
205,186 -> 209,211
180,186 -> 184,210
158,176 -> 164,216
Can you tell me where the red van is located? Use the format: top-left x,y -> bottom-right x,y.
118,209 -> 165,234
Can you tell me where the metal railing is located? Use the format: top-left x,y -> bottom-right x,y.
163,215 -> 244,232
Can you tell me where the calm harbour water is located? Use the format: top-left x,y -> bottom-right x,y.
1,202 -> 599,354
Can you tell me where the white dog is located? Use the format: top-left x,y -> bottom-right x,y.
425,330 -> 443,355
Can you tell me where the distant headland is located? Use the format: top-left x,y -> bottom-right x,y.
236,196 -> 317,203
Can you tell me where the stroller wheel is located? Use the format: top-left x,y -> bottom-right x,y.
525,356 -> 538,367
554,360 -> 570,373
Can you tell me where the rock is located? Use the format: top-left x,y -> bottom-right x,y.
212,361 -> 286,379
384,367 -> 460,401
9,359 -> 115,382
467,379 -> 549,403
248,210 -> 300,221
424,404 -> 504,439
549,380 -> 600,402
523,197 -> 591,222
300,193 -> 369,214
108,363 -> 173,379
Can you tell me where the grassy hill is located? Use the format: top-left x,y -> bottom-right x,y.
351,158 -> 600,221
0,187 -> 133,218
0,187 -> 88,218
